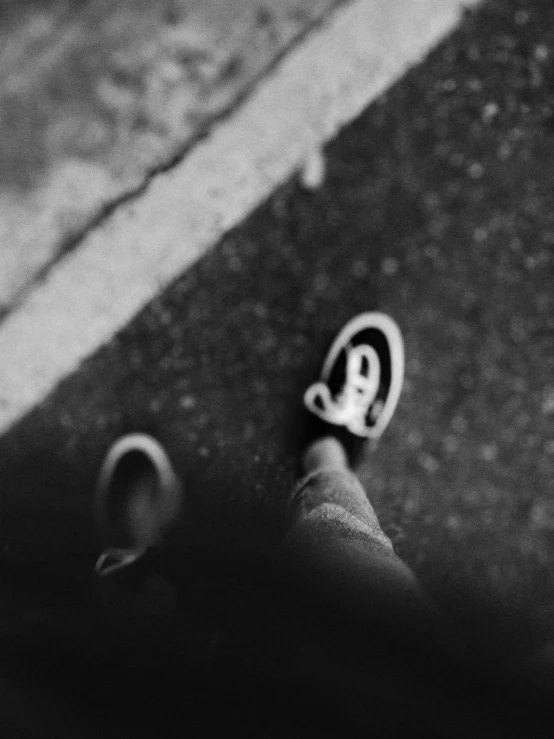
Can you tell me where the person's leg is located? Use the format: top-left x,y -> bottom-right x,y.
280,436 -> 437,637
278,313 -> 440,639
273,431 -> 449,735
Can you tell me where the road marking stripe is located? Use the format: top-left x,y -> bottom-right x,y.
0,0 -> 478,433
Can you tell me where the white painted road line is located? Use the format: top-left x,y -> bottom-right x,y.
0,0 -> 479,433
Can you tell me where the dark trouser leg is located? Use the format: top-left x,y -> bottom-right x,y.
278,466 -> 441,642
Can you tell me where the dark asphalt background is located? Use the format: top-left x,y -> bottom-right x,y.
0,0 -> 553,635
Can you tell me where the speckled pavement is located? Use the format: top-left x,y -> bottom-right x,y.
0,0 -> 342,310
0,0 -> 553,634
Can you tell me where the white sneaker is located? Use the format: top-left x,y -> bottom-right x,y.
304,312 -> 404,440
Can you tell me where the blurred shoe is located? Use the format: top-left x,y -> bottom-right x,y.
94,433 -> 182,576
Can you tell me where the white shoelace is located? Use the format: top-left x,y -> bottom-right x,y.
304,343 -> 382,437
